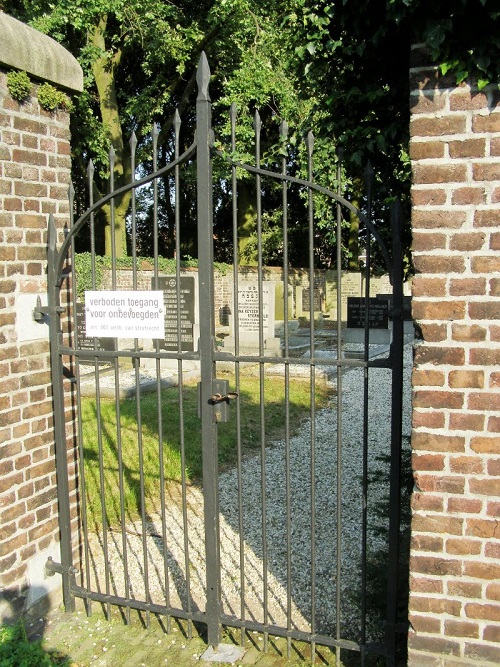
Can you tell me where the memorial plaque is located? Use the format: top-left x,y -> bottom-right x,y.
156,276 -> 196,351
347,297 -> 389,329
76,302 -> 116,363
236,282 -> 275,339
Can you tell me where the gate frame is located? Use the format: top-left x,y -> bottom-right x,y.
44,52 -> 406,666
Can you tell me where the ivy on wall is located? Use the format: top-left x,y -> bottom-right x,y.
73,253 -> 230,299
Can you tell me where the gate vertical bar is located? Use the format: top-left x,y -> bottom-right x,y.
196,52 -> 222,648
385,200 -> 404,665
47,214 -> 75,612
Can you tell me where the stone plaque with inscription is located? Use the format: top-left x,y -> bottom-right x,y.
347,297 -> 389,329
155,276 -> 196,351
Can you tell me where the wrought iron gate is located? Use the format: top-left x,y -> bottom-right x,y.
45,53 -> 407,666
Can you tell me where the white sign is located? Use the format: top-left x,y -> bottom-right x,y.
85,291 -> 165,339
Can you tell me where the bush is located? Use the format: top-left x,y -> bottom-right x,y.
6,70 -> 31,102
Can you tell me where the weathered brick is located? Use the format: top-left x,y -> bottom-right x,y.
410,594 -> 461,616
413,164 -> 468,185
411,492 -> 444,513
410,140 -> 446,160
411,534 -> 444,552
449,412 -> 485,431
449,455 -> 484,475
449,138 -> 486,159
414,474 -> 465,494
412,513 -> 462,535
412,232 -> 447,252
451,232 -> 486,252
413,301 -> 466,322
447,581 -> 482,599
11,148 -> 47,166
473,162 -> 500,181
414,255 -> 467,275
450,278 -> 487,296
468,301 -> 500,319
414,346 -> 465,366
474,208 -> 500,228
448,370 -> 484,388
411,116 -> 467,137
451,324 -> 486,342
465,603 -> 500,622
472,114 -> 500,132
469,348 -> 500,366
469,477 -> 500,497
464,561 -> 500,581
451,187 -> 486,206
490,277 -> 500,296
412,209 -> 467,230
410,574 -> 443,594
483,625 -> 500,643
412,369 -> 446,386
409,614 -> 441,634
412,453 -> 446,472
486,583 -> 500,602
413,390 -> 464,409
450,91 -> 489,111
418,322 -> 448,342
408,633 -> 460,657
412,188 -> 447,206
444,619 -> 479,638
447,497 -> 483,514
487,498 -> 500,515
412,410 -> 446,429
488,416 -> 500,432
468,392 -> 500,411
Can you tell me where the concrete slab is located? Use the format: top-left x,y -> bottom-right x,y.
201,643 -> 246,663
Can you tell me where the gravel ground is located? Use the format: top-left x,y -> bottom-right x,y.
84,343 -> 413,647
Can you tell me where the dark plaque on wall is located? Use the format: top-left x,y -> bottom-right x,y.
76,302 -> 117,363
347,297 -> 389,329
155,276 -> 196,351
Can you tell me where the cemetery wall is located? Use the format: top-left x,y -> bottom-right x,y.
100,265 -> 402,324
408,45 -> 500,666
0,13 -> 83,622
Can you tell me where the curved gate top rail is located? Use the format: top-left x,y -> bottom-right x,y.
46,51 -> 406,667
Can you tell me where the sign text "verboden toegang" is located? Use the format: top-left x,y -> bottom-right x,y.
85,291 -> 165,339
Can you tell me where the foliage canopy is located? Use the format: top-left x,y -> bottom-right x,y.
2,0 -> 499,269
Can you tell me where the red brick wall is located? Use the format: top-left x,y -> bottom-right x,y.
0,71 -> 76,620
409,49 -> 500,666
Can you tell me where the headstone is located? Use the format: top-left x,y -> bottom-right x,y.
76,302 -> 116,364
224,281 -> 281,355
155,275 -> 197,351
343,296 -> 391,344
347,297 -> 389,329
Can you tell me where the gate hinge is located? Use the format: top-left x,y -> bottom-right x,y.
33,296 -> 64,323
45,556 -> 79,578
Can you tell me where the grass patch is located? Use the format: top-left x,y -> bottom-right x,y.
0,621 -> 70,666
81,370 -> 332,525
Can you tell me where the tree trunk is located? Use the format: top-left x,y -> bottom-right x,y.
347,177 -> 362,271
237,180 -> 258,265
90,16 -> 131,257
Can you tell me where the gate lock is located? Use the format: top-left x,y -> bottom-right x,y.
198,379 -> 238,423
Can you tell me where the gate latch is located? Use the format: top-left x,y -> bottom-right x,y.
198,379 -> 238,423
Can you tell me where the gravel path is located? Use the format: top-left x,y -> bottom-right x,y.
85,344 -> 412,644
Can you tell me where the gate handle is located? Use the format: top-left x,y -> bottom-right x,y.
210,391 -> 239,403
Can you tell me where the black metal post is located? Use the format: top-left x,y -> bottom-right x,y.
47,214 -> 75,612
385,200 -> 404,665
196,52 -> 222,648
